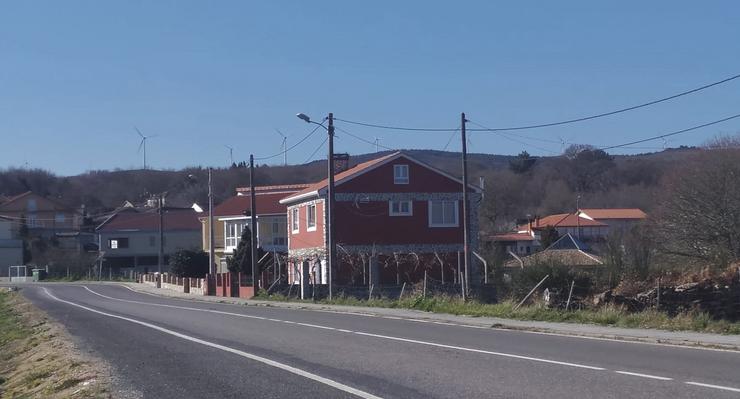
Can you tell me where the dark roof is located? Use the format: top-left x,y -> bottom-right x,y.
97,208 -> 200,232
546,233 -> 590,251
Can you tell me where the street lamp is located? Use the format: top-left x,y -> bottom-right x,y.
297,112 -> 335,300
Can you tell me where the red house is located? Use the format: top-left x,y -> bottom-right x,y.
279,152 -> 481,286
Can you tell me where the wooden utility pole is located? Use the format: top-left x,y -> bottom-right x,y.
326,113 -> 336,300
249,155 -> 258,289
208,168 -> 215,274
158,196 -> 164,273
460,113 -> 471,295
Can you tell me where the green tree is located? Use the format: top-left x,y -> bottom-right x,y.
227,228 -> 265,274
169,249 -> 209,278
508,151 -> 536,174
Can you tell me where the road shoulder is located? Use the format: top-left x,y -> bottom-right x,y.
0,287 -> 113,398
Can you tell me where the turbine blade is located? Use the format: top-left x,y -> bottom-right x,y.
138,138 -> 145,153
135,126 -> 145,138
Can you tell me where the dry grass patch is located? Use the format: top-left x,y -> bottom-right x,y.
0,289 -> 111,398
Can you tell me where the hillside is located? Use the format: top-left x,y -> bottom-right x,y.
0,147 -> 706,230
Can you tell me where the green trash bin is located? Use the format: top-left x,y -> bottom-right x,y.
31,269 -> 47,282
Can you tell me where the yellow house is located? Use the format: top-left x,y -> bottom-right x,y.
200,185 -> 308,273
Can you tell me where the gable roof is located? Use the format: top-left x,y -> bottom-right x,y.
280,151 -> 481,204
505,234 -> 602,268
579,208 -> 647,220
212,185 -> 307,218
96,208 -> 200,232
490,232 -> 536,242
0,191 -> 77,213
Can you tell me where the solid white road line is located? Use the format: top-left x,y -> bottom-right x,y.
119,284 -> 740,354
43,288 -> 383,399
685,381 -> 740,393
614,371 -> 673,381
82,286 -> 606,371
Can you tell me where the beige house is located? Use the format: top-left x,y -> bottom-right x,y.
201,185 -> 308,273
0,191 -> 82,236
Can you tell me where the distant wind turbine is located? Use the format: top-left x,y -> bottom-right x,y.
275,129 -> 288,166
135,127 -> 157,169
225,145 -> 234,165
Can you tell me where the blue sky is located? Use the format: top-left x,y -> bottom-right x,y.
1,1 -> 738,175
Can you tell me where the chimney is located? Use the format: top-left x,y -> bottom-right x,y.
333,153 -> 350,174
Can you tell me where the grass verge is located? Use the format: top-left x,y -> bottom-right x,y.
255,292 -> 740,335
0,289 -> 111,398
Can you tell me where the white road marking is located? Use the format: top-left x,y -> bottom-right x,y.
685,381 -> 740,392
43,288 -> 383,399
82,286 -> 606,371
614,371 -> 673,381
119,284 -> 740,354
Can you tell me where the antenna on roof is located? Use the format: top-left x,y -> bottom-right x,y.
275,129 -> 288,166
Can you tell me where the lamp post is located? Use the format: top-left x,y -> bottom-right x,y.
297,112 -> 334,300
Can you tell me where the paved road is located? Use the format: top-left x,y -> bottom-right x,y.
19,284 -> 740,398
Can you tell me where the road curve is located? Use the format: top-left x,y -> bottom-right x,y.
20,284 -> 740,399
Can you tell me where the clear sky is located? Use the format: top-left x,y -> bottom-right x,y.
1,1 -> 738,175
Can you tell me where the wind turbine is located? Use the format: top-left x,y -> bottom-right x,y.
275,129 -> 288,166
225,145 -> 234,166
374,137 -> 381,153
135,127 -> 157,169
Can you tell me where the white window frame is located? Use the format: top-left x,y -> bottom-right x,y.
388,200 -> 413,216
428,200 -> 459,228
291,208 -> 300,234
55,213 -> 66,223
393,164 -> 409,184
224,220 -> 246,252
307,204 -> 317,231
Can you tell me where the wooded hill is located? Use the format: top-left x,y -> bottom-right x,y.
0,146 -> 711,231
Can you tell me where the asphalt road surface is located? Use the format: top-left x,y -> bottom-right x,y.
19,284 -> 740,398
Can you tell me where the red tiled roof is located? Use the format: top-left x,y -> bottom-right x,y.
490,232 -> 536,242
519,213 -> 607,231
281,153 -> 398,203
97,208 -> 200,232
579,208 -> 647,220
213,191 -> 293,217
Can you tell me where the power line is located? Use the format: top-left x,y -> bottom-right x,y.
335,126 -> 397,151
254,122 -> 325,161
335,73 -> 740,132
304,136 -> 328,164
600,113 -> 740,150
467,120 -> 559,154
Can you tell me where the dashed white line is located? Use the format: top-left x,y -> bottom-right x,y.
685,381 -> 740,393
84,285 -> 740,390
81,286 -> 606,371
43,288 -> 382,399
614,371 -> 673,381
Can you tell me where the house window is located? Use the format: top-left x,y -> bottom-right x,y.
27,199 -> 37,212
27,214 -> 39,227
291,208 -> 299,233
389,200 -> 412,216
428,200 -> 458,227
394,164 -> 409,184
273,236 -> 287,246
55,213 -> 66,224
109,238 -> 129,249
307,204 -> 317,231
225,220 -> 247,250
